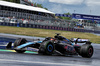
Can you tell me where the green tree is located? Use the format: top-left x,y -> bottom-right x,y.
44,8 -> 48,10
37,4 -> 43,8
32,2 -> 48,10
34,3 -> 37,7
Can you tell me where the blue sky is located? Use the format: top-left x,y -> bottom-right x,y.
29,0 -> 100,16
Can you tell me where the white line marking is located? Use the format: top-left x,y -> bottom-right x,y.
0,59 -> 90,66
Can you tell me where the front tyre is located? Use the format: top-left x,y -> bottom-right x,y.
80,44 -> 94,58
39,41 -> 55,55
14,38 -> 27,53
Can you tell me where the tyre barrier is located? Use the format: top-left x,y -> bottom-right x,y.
0,22 -> 100,34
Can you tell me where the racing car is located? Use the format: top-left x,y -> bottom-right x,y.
6,33 -> 94,58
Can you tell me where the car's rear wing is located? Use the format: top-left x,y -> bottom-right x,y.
70,38 -> 91,44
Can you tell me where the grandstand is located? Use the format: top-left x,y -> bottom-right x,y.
0,1 -> 76,28
0,1 -> 55,20
0,1 -> 100,33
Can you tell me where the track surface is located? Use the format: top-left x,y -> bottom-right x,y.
0,33 -> 100,66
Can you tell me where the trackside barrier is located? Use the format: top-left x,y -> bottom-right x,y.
0,22 -> 100,34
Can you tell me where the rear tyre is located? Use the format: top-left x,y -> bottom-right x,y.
14,38 -> 27,53
80,44 -> 93,58
39,41 -> 55,55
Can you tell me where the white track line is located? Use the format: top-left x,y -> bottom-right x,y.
0,59 -> 90,66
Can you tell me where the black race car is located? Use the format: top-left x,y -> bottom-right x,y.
7,33 -> 94,58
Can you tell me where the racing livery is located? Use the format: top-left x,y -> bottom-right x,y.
6,33 -> 94,58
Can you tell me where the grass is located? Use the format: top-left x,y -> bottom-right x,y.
0,26 -> 100,44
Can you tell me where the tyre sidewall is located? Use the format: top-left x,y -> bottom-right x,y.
14,38 -> 27,53
39,41 -> 55,55
80,44 -> 93,58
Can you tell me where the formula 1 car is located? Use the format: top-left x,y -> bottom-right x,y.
7,33 -> 94,58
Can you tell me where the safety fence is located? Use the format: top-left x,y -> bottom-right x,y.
0,22 -> 100,34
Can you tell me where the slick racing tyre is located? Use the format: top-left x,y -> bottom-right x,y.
14,38 -> 27,53
80,44 -> 94,58
39,41 -> 55,55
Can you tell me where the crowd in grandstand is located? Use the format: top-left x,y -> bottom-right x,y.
0,16 -> 76,28
0,0 -> 100,31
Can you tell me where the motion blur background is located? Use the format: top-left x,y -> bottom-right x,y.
0,0 -> 100,33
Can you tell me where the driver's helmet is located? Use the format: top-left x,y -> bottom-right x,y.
45,37 -> 53,41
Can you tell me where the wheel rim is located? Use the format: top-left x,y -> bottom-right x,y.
88,48 -> 93,55
47,44 -> 53,52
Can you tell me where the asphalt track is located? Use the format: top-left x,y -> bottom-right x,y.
0,33 -> 100,66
